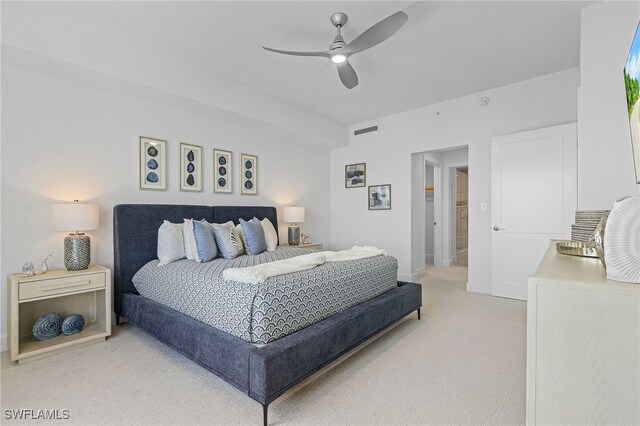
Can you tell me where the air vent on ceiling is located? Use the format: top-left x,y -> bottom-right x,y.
354,125 -> 378,136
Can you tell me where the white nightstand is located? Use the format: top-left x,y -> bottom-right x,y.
8,265 -> 112,363
281,243 -> 323,250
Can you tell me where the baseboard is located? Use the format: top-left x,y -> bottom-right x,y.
398,273 -> 415,282
1,334 -> 7,352
466,281 -> 490,294
413,267 -> 425,280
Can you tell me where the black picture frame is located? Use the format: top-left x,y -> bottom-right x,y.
345,163 -> 366,188
368,184 -> 391,210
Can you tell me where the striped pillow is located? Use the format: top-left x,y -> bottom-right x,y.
211,221 -> 244,259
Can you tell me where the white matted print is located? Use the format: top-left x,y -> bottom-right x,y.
214,149 -> 232,193
241,153 -> 258,195
180,143 -> 202,192
139,136 -> 167,190
368,184 -> 391,210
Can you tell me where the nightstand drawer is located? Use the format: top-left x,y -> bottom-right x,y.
19,273 -> 105,300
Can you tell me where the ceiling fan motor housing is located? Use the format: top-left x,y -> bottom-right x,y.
330,35 -> 346,51
330,12 -> 348,28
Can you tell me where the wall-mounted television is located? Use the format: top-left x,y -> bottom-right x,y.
624,21 -> 640,184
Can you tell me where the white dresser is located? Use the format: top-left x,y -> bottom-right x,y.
527,242 -> 640,425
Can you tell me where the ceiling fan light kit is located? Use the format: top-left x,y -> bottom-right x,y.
331,54 -> 347,64
263,11 -> 408,89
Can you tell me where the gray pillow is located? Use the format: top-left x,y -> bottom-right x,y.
211,221 -> 244,259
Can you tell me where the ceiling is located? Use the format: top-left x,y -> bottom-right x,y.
34,1 -> 592,125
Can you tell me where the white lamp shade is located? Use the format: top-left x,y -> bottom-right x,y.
53,203 -> 99,232
283,206 -> 305,223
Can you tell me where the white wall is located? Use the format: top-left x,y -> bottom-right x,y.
0,2 -> 344,352
578,1 -> 640,207
0,65 -> 332,351
330,68 -> 579,285
1,3 -> 347,149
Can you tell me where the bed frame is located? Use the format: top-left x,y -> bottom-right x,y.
113,204 -> 422,425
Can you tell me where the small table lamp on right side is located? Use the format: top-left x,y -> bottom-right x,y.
283,206 -> 305,245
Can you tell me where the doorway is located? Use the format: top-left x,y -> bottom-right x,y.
419,146 -> 468,276
490,123 -> 576,300
454,168 -> 468,266
425,164 -> 435,263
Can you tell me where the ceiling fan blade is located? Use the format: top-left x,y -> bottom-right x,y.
337,60 -> 358,89
341,11 -> 408,55
263,46 -> 330,58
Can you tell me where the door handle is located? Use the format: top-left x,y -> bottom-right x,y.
492,226 -> 506,231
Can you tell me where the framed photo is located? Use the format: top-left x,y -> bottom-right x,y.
368,184 -> 391,210
345,163 -> 366,188
139,136 -> 167,190
240,153 -> 258,195
179,143 -> 202,192
213,149 -> 232,193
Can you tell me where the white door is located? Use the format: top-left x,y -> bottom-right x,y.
491,123 -> 577,300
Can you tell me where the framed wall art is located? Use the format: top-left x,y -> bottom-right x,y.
368,184 -> 391,210
213,149 -> 232,193
241,153 -> 258,195
139,136 -> 167,190
345,163 -> 366,188
180,143 -> 202,192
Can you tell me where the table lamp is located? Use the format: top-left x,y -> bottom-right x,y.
283,206 -> 305,245
53,200 -> 99,271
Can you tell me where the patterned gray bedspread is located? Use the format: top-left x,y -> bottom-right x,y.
132,247 -> 398,344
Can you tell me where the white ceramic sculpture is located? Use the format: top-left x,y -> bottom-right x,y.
604,196 -> 640,284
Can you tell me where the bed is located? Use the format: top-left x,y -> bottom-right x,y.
113,204 -> 422,425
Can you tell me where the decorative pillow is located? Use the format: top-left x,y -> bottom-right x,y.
212,221 -> 244,259
157,221 -> 186,266
239,218 -> 267,255
193,219 -> 218,262
183,219 -> 200,262
236,223 -> 249,251
261,218 -> 278,251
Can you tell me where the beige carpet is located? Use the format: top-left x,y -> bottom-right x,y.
1,265 -> 526,425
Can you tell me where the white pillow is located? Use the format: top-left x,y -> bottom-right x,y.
157,221 -> 186,266
182,219 -> 201,262
261,218 -> 278,251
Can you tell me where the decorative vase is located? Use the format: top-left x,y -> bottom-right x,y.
32,312 -> 63,341
61,314 -> 85,336
604,196 -> 640,284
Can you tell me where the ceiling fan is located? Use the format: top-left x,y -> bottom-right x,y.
263,11 -> 408,89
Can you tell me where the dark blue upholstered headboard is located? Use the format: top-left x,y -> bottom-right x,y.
113,204 -> 278,316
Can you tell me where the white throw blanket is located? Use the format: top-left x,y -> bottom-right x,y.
222,245 -> 387,284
